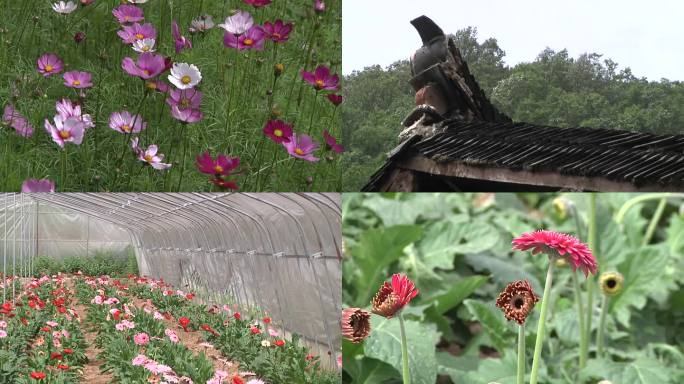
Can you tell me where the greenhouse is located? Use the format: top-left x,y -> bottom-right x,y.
0,192 -> 342,384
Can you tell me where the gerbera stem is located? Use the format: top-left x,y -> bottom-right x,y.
596,294 -> 609,358
582,193 -> 598,365
529,259 -> 555,384
517,324 -> 525,384
572,271 -> 587,369
642,197 -> 667,246
398,313 -> 411,384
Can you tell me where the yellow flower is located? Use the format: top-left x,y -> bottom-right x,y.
552,197 -> 568,219
599,271 -> 624,296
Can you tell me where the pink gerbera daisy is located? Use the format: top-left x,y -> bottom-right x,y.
371,273 -> 419,318
512,230 -> 598,276
37,53 -> 63,77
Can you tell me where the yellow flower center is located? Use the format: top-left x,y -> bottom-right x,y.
213,165 -> 224,174
59,131 -> 71,139
142,46 -> 150,52
146,82 -> 157,90
144,154 -> 153,162
181,75 -> 192,84
45,65 -> 54,72
135,33 -> 144,40
295,148 -> 305,155
273,129 -> 283,137
244,38 -> 254,46
315,79 -> 324,89
180,99 -> 190,108
143,69 -> 150,76
122,124 -> 131,133
124,16 -> 130,21
72,80 -> 81,86
272,33 -> 281,40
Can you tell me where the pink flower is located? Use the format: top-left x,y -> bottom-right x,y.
263,20 -> 292,43
172,21 -> 192,54
55,99 -> 95,129
219,11 -> 253,35
132,138 -> 172,170
146,79 -> 170,93
3,104 -> 33,137
122,52 -> 166,79
314,0 -> 325,13
323,130 -> 344,153
244,0 -> 271,7
223,26 -> 266,51
132,354 -> 148,366
112,4 -> 144,24
327,94 -> 343,106
371,273 -> 419,318
117,22 -> 156,44
133,332 -> 150,345
44,115 -> 85,148
109,111 -> 146,134
37,53 -> 63,77
165,328 -> 179,343
196,152 -> 240,177
301,66 -> 339,91
0,330 -> 7,338
283,133 -> 320,162
263,119 -> 293,143
63,71 -> 93,88
268,328 -> 278,337
21,179 -> 55,193
512,230 -> 598,276
166,88 -> 202,111
170,105 -> 203,123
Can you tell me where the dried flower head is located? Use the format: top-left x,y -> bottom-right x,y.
512,230 -> 598,277
371,273 -> 418,318
599,271 -> 624,296
341,308 -> 371,343
495,280 -> 539,325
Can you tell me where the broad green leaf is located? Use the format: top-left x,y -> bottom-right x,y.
461,352 -> 519,384
365,315 -> 440,384
666,213 -> 684,255
464,253 -> 542,294
463,299 -> 512,354
582,357 -> 673,384
427,275 -> 489,315
552,309 -> 581,346
343,354 -> 399,384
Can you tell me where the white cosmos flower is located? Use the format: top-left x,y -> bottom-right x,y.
168,63 -> 202,90
126,0 -> 148,3
132,38 -> 156,53
219,11 -> 253,35
52,1 -> 77,14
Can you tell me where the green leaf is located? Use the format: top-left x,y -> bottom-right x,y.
666,213 -> 684,255
552,309 -> 581,346
582,357 -> 673,383
461,352 -> 519,384
427,275 -> 489,315
365,315 -> 440,384
464,253 -> 542,294
463,299 -> 512,354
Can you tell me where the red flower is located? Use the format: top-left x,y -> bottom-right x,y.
56,364 -> 69,371
512,230 -> 598,276
20,318 -> 28,326
186,293 -> 194,300
63,348 -> 74,355
30,372 -> 46,380
262,316 -> 271,324
232,376 -> 245,384
371,273 -> 419,318
179,316 -> 191,331
201,324 -> 218,336
274,339 -> 285,347
41,326 -> 51,332
305,354 -> 314,361
50,352 -> 62,360
250,326 -> 261,334
233,312 -> 241,320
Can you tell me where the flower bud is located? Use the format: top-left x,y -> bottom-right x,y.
341,308 -> 371,343
599,271 -> 624,296
274,63 -> 284,77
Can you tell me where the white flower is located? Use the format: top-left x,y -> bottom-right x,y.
52,1 -> 77,14
126,0 -> 148,3
132,38 -> 156,53
191,15 -> 215,33
168,63 -> 202,90
219,11 -> 253,35
260,340 -> 271,347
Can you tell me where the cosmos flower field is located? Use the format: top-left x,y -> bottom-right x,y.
0,0 -> 342,192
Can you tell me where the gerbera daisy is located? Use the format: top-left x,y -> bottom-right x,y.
371,273 -> 419,318
37,53 -> 63,77
512,230 -> 598,276
599,271 -> 624,296
341,308 -> 371,343
495,280 -> 539,325
168,62 -> 202,89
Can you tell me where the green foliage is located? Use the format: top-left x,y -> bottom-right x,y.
32,250 -> 138,277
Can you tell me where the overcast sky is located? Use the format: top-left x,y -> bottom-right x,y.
342,0 -> 684,81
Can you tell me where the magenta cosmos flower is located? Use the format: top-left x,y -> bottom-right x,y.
371,273 -> 419,318
131,138 -> 172,170
109,111 -> 146,134
223,26 -> 266,51
44,115 -> 85,148
263,119 -> 293,143
172,21 -> 192,54
301,66 -> 339,91
262,20 -> 293,43
3,105 -> 34,137
283,133 -> 319,162
63,71 -> 93,88
21,179 -> 55,193
122,52 -> 166,79
327,94 -> 343,106
219,11 -> 253,35
112,4 -> 144,24
117,22 -> 156,44
196,152 -> 240,177
56,99 -> 95,129
170,106 -> 203,123
323,130 -> 344,153
244,0 -> 271,7
37,53 -> 63,77
512,230 -> 598,276
166,88 -> 202,110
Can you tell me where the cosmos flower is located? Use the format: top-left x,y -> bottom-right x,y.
2,104 -> 33,137
21,179 -> 55,193
283,133 -> 320,162
223,26 -> 266,51
341,308 -> 371,343
132,38 -> 156,53
301,66 -> 339,91
512,230 -> 598,277
122,52 -> 166,79
495,280 -> 539,325
168,62 -> 202,89
37,53 -> 63,77
44,115 -> 85,148
190,15 -> 215,33
323,130 -> 344,153
262,20 -> 293,43
263,119 -> 293,143
109,111 -> 146,134
599,271 -> 624,296
170,105 -> 203,123
112,4 -> 144,24
117,23 -> 157,44
146,79 -> 170,93
131,138 -> 172,170
244,0 -> 271,7
196,152 -> 240,177
219,11 -> 254,35
166,88 -> 202,110
327,94 -> 343,106
52,1 -> 77,14
371,273 -> 419,318
172,21 -> 192,54
55,99 -> 95,129
314,0 -> 326,13
63,71 -> 93,88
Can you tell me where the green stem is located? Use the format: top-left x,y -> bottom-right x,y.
642,198 -> 667,246
582,193 -> 598,364
596,295 -> 609,358
398,313 -> 410,384
517,324 -> 525,384
614,193 -> 680,223
529,259 -> 555,384
573,271 -> 587,369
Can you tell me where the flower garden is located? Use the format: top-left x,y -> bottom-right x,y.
341,193 -> 684,384
0,0 -> 342,192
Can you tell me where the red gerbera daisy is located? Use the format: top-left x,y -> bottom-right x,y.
512,230 -> 598,277
371,273 -> 419,318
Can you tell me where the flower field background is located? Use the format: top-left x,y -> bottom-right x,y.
342,193 -> 684,384
0,0 -> 341,192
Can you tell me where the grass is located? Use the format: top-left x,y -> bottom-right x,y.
0,0 -> 342,192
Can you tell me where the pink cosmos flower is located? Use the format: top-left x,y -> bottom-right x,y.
263,119 -> 293,143
21,179 -> 55,193
44,115 -> 85,148
3,104 -> 33,137
109,111 -> 146,134
314,0 -> 325,13
327,94 -> 343,106
63,71 -> 93,88
283,133 -> 320,162
512,230 -> 598,276
112,4 -> 144,24
166,88 -> 202,110
132,138 -> 172,170
323,130 -> 344,153
146,79 -> 170,93
223,26 -> 266,51
170,105 -> 203,123
117,22 -> 156,44
219,11 -> 253,35
172,21 -> 192,54
244,0 -> 272,7
262,20 -> 293,43
301,66 -> 339,91
122,52 -> 166,79
37,53 -> 63,77
133,332 -> 150,345
55,99 -> 95,129
196,152 -> 240,177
